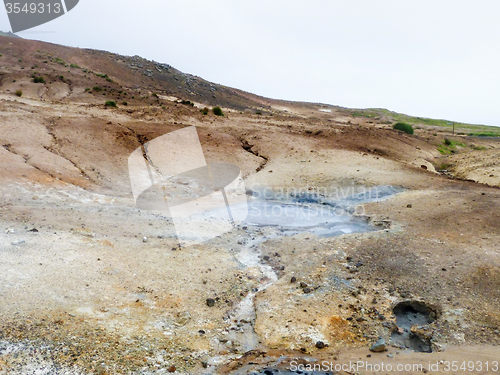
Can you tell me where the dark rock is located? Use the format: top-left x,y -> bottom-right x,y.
370,339 -> 387,352
206,298 -> 215,307
168,365 -> 176,372
300,282 -> 308,288
303,287 -> 312,294
315,341 -> 325,349
28,228 -> 39,232
290,277 -> 297,283
201,361 -> 208,368
407,204 -> 412,208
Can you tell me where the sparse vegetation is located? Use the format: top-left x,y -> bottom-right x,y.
352,111 -> 374,118
201,107 -> 209,115
212,106 -> 224,116
93,86 -> 102,92
105,100 -> 117,107
393,122 -> 414,134
70,63 -> 81,69
54,57 -> 65,65
15,90 -> 22,97
96,73 -> 112,82
471,144 -> 488,150
32,76 -> 45,83
122,101 -> 128,106
437,138 -> 466,154
468,132 -> 500,137
437,162 -> 452,171
180,100 -> 194,106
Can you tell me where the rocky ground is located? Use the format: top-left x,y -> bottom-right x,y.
1,36 -> 500,374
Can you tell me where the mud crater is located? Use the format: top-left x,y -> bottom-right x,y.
390,300 -> 439,353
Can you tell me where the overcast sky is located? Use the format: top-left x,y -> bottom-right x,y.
2,0 -> 500,126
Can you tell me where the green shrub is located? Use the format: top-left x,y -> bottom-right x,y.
201,107 -> 209,115
212,106 -> 224,116
105,100 -> 117,107
32,76 -> 45,83
181,99 -> 194,106
15,90 -> 22,97
444,138 -> 452,146
468,132 -> 500,137
122,101 -> 128,106
93,86 -> 102,91
393,122 -> 414,134
70,63 -> 81,69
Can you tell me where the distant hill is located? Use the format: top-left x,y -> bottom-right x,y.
0,31 -> 21,38
0,34 -> 498,135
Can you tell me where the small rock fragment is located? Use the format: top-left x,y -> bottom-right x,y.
206,298 -> 215,307
315,341 -> 325,349
168,365 -> 176,372
143,237 -> 148,243
11,240 -> 25,246
369,339 -> 387,352
290,276 -> 297,283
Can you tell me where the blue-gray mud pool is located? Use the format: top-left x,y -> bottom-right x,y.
240,185 -> 400,237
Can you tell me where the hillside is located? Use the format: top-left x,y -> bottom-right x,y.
0,36 -> 499,374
